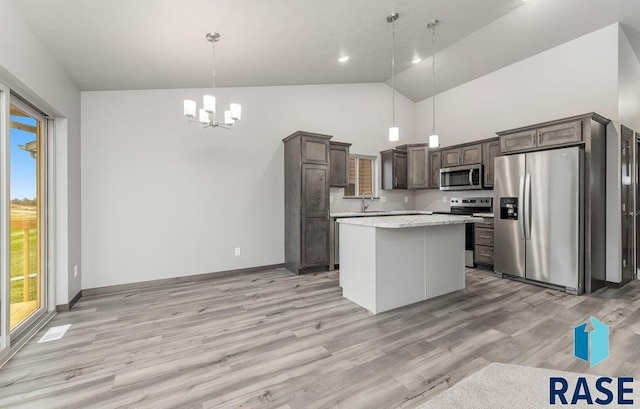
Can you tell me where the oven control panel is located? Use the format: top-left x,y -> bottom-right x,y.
450,197 -> 492,208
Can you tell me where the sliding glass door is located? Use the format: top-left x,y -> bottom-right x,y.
0,83 -> 50,363
0,82 -> 9,362
8,99 -> 46,337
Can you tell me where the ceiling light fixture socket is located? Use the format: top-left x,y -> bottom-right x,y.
387,13 -> 399,23
205,32 -> 221,43
427,20 -> 439,29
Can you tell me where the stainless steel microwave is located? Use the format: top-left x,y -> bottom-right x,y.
440,164 -> 483,191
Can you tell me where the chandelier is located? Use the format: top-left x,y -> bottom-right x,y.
183,32 -> 241,129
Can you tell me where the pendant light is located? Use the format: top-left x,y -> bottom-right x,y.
428,20 -> 440,148
387,13 -> 399,142
183,32 -> 242,130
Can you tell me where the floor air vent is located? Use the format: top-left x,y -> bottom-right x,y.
38,324 -> 71,343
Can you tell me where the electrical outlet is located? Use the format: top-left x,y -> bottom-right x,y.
442,196 -> 447,203
234,247 -> 241,256
73,265 -> 79,278
380,196 -> 387,203
404,196 -> 408,203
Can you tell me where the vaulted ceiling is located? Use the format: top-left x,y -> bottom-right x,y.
9,0 -> 640,101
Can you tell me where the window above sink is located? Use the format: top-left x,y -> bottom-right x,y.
344,154 -> 378,198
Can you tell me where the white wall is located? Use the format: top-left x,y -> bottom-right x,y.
412,24 -> 619,145
81,83 -> 414,288
0,0 -> 81,304
619,27 -> 640,131
412,24 -> 622,281
83,23 -> 631,288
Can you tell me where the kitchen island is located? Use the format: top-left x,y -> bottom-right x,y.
337,214 -> 483,314
329,210 -> 434,271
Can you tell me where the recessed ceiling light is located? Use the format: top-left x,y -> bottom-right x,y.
412,57 -> 422,64
338,56 -> 350,63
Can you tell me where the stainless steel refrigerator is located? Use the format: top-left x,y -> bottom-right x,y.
494,146 -> 583,294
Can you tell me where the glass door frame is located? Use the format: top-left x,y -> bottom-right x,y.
0,80 -> 9,363
8,96 -> 48,339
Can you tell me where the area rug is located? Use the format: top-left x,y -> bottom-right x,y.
417,363 -> 640,409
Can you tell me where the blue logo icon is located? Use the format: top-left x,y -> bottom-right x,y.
574,316 -> 609,368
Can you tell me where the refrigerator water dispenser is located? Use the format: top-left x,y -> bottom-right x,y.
500,198 -> 518,220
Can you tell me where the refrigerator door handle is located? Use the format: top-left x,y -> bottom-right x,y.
524,173 -> 531,240
518,174 -> 525,240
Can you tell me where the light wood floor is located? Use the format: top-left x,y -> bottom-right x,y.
1,268 -> 640,409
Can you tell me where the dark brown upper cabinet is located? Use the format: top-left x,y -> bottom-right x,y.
537,120 -> 583,148
329,141 -> 351,188
498,117 -> 588,154
380,149 -> 407,190
429,138 -> 497,189
461,144 -> 483,165
441,148 -> 462,168
441,144 -> 483,167
482,139 -> 501,188
430,150 -> 442,188
406,144 -> 430,189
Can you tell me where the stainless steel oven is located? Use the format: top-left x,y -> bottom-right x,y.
440,164 -> 483,191
435,197 -> 492,268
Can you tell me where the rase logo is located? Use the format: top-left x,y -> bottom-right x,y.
549,317 -> 634,405
574,316 -> 609,368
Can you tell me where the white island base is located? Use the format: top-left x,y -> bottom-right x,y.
338,215 -> 481,314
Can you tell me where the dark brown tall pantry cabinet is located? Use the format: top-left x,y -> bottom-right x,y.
283,131 -> 332,274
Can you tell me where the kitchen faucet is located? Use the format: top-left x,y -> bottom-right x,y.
361,191 -> 373,212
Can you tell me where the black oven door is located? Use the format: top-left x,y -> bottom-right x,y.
435,210 -> 476,267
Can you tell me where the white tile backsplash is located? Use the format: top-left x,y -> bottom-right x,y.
331,188 -> 494,214
330,188 -> 416,213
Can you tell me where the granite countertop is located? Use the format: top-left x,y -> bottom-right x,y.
473,212 -> 494,218
330,210 -> 433,218
336,214 -> 483,229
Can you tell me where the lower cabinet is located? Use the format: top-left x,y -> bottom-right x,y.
474,217 -> 494,268
302,217 -> 329,267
